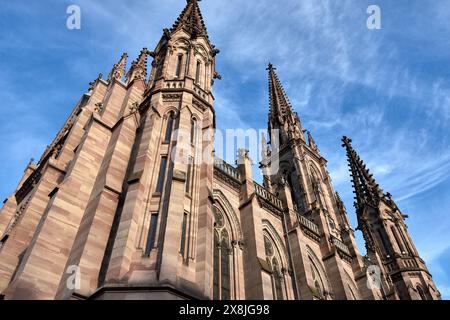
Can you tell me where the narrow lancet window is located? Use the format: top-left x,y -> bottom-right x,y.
195,60 -> 201,84
175,54 -> 183,78
164,112 -> 175,143
144,214 -> 158,256
156,156 -> 168,193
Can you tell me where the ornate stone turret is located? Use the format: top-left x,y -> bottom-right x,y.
126,48 -> 149,84
170,0 -> 209,40
108,52 -> 128,83
306,130 -> 319,153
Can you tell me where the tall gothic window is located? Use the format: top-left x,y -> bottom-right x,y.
377,228 -> 392,257
272,259 -> 284,300
195,60 -> 201,84
155,156 -> 168,193
310,258 -> 325,300
144,213 -> 158,256
185,156 -> 193,194
175,54 -> 183,78
164,112 -> 175,143
310,167 -> 327,209
156,57 -> 164,79
417,285 -> 427,300
264,235 -> 285,300
397,225 -> 413,255
220,230 -> 231,299
213,207 -> 232,300
391,226 -> 406,254
180,212 -> 188,257
213,231 -> 220,300
190,118 -> 197,144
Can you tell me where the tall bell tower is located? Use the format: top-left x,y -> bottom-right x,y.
261,65 -> 379,300
100,0 -> 221,299
342,136 -> 441,300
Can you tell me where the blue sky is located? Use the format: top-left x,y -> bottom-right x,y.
1,0 -> 449,299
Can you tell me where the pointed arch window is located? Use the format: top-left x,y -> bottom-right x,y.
272,259 -> 284,300
155,156 -> 168,193
417,285 -> 427,300
213,231 -> 221,300
164,112 -> 175,143
213,206 -> 233,300
397,224 -> 413,255
180,212 -> 188,257
190,118 -> 197,145
309,258 -> 325,300
264,234 -> 286,300
195,60 -> 201,84
144,213 -> 158,256
175,54 -> 183,78
391,226 -> 406,254
185,156 -> 193,194
156,56 -> 164,79
377,228 -> 393,257
220,230 -> 231,300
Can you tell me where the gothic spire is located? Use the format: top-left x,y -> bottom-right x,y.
341,136 -> 383,211
170,0 -> 209,40
267,63 -> 294,124
108,52 -> 128,83
126,48 -> 149,83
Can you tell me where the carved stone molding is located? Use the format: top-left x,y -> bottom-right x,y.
192,97 -> 207,111
162,93 -> 182,102
213,168 -> 241,191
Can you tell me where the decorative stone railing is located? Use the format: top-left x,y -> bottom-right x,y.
213,158 -> 241,190
331,236 -> 351,256
254,183 -> 283,210
298,215 -> 320,236
214,158 -> 241,182
402,258 -> 418,269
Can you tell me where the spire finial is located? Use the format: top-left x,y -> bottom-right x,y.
170,0 -> 209,40
108,52 -> 128,83
126,48 -> 149,83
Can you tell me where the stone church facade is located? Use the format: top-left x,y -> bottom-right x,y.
0,0 -> 440,300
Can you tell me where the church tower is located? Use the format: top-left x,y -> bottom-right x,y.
0,0 -> 219,300
261,65 -> 381,300
342,136 -> 441,300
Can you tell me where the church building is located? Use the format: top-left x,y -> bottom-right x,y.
0,0 -> 440,300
